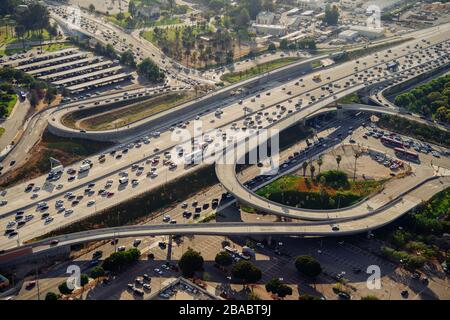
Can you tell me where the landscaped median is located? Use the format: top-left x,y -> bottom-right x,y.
220,57 -> 303,84
254,170 -> 385,210
62,91 -> 194,131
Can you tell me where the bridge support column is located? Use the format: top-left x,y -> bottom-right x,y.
267,236 -> 273,246
166,235 -> 173,261
336,106 -> 344,120
300,118 -> 306,126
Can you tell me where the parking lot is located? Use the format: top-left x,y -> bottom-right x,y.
1,47 -> 135,96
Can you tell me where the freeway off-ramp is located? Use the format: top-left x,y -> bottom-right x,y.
0,24 -> 449,254
3,175 -> 448,257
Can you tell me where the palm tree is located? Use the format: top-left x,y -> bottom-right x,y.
37,32 -> 44,52
15,24 -> 26,51
317,156 -> 323,174
310,164 -> 316,179
191,51 -> 198,68
353,151 -> 361,181
302,161 -> 308,177
335,155 -> 342,169
185,49 -> 191,67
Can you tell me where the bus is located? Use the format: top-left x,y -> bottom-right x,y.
394,147 -> 419,162
381,136 -> 404,148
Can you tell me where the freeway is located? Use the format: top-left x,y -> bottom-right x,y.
2,175 -> 448,257
0,24 -> 449,251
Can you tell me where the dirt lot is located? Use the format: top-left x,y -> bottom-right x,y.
65,91 -> 194,131
0,130 -> 112,188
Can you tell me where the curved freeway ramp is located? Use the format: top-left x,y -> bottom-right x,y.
2,175 -> 447,258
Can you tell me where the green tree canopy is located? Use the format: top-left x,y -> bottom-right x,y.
58,282 -> 73,295
90,266 -> 105,279
102,248 -> 141,272
120,50 -> 136,68
178,248 -> 204,277
45,292 -> 60,300
137,58 -> 165,83
231,260 -> 262,284
215,251 -> 233,267
324,5 -> 339,26
295,255 -> 322,277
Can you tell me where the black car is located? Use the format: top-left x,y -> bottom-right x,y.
8,231 -> 18,237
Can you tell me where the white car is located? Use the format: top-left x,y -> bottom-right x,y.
153,268 -> 163,275
45,217 -> 54,224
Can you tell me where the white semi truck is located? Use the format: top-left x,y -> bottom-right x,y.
184,149 -> 203,166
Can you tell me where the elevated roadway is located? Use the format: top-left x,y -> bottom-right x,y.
0,25 -> 448,252
1,175 -> 447,258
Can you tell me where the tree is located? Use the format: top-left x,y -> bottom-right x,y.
137,58 -> 165,83
80,274 -> 89,287
215,251 -> 233,267
16,3 -> 49,35
298,293 -> 321,300
317,156 -> 323,174
279,39 -> 288,50
104,44 -> 118,60
58,282 -> 73,295
265,278 -> 282,294
45,292 -> 59,300
277,284 -> 292,298
302,161 -> 308,176
117,12 -> 125,20
0,0 -> 19,16
265,278 -> 292,299
295,255 -> 322,278
209,0 -> 225,11
90,266 -> 105,279
309,164 -> 316,179
335,155 -> 342,169
128,1 -> 137,16
103,248 -> 141,272
353,151 -> 361,181
120,50 -> 136,68
231,261 -> 262,284
30,90 -> 39,107
15,24 -> 26,50
268,42 -> 276,52
262,0 -> 274,12
179,248 -> 204,277
324,5 -> 339,26
236,8 -> 250,29
45,86 -> 56,106
89,4 -> 96,13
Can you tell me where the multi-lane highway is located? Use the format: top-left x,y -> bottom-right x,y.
8,175 -> 450,255
0,23 -> 449,254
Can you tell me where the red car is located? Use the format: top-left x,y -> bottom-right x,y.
107,192 -> 114,198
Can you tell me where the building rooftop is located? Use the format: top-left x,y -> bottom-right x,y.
252,23 -> 287,30
150,277 -> 223,300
